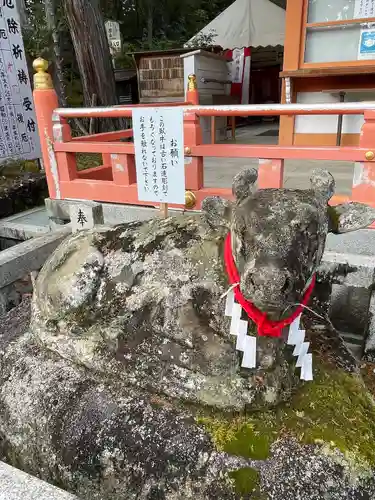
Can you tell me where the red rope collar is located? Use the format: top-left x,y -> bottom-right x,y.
224,233 -> 316,338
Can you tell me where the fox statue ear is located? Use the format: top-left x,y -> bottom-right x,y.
328,203 -> 375,233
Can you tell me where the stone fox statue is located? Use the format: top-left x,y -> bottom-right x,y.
1,169 -> 375,499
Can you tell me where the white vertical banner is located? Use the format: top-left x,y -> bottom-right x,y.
133,107 -> 185,205
354,0 -> 375,19
0,0 -> 41,162
241,53 -> 251,105
231,48 -> 244,84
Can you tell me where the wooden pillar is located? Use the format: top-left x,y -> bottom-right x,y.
32,58 -> 60,199
110,153 -> 136,185
186,74 -> 199,105
258,159 -> 284,189
184,110 -> 204,191
184,74 -> 203,190
278,0 -> 305,146
352,110 -> 375,207
53,119 -> 77,182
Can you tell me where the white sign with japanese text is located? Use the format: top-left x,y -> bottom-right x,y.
133,107 -> 185,205
105,20 -> 120,41
0,0 -> 41,162
109,39 -> 121,54
231,48 -> 244,84
105,20 -> 121,54
354,0 -> 375,18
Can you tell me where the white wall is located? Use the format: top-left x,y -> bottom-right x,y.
295,91 -> 375,135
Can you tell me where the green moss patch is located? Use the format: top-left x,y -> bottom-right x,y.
280,366 -> 375,464
229,467 -> 260,496
197,363 -> 375,494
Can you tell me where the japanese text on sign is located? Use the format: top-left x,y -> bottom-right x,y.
133,107 -> 185,204
105,20 -> 121,54
354,0 -> 375,19
0,0 -> 41,162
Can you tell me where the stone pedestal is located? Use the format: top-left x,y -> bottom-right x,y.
69,201 -> 104,233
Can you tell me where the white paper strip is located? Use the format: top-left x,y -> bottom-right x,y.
230,303 -> 242,335
224,289 -> 235,317
241,335 -> 256,369
292,330 -> 306,356
296,342 -> 310,368
287,314 -> 303,345
301,353 -> 313,381
236,320 -> 248,351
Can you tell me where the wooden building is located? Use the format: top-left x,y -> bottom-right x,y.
132,49 -> 193,103
131,47 -> 232,143
280,0 -> 375,147
114,69 -> 139,105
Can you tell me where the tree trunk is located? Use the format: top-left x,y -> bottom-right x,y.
45,0 -> 67,106
15,0 -> 26,26
62,0 -> 119,132
147,0 -> 153,48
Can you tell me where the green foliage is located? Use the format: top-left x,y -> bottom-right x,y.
22,0 -> 233,107
23,1 -> 52,59
76,153 -> 102,171
0,159 -> 40,177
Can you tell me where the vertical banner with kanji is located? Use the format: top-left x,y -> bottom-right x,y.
226,47 -> 251,104
132,107 -> 185,205
0,0 -> 41,162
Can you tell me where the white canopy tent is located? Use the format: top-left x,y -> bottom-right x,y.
186,0 -> 285,50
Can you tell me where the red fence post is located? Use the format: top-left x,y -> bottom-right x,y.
110,153 -> 137,185
33,58 -> 60,199
258,158 -> 284,189
184,75 -> 203,192
352,110 -> 375,207
186,74 -> 199,105
184,111 -> 204,191
53,118 -> 78,182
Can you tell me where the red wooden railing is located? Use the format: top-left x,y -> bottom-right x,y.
33,58 -> 375,212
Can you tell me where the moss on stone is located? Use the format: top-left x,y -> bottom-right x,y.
229,467 -> 260,496
197,414 -> 277,461
197,362 -> 375,494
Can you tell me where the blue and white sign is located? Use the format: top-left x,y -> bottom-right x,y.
133,107 -> 185,205
359,29 -> 375,60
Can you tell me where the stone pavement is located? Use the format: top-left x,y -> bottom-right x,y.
204,123 -> 354,196
0,461 -> 78,500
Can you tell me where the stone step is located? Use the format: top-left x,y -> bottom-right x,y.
0,461 -> 78,499
0,227 -> 70,289
0,207 -> 51,240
